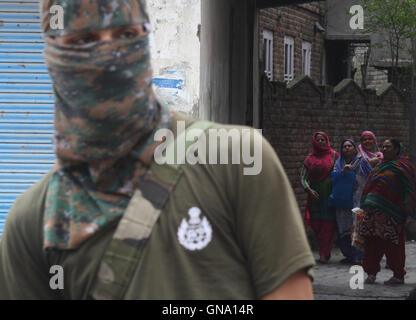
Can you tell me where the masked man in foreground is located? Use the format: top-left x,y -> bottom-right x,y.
0,0 -> 315,300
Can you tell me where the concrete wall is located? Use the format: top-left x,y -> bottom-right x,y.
200,0 -> 256,125
147,0 -> 201,116
353,46 -> 389,90
325,0 -> 368,41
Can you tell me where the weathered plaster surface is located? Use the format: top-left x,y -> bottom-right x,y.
147,0 -> 201,116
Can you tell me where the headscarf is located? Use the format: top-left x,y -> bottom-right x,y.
304,131 -> 337,182
335,139 -> 372,177
41,0 -> 171,250
361,144 -> 416,223
358,131 -> 383,163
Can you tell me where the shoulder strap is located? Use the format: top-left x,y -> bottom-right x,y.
89,120 -> 214,300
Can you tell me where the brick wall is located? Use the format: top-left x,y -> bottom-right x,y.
258,2 -> 325,84
353,47 -> 412,93
262,75 -> 411,216
353,46 -> 389,90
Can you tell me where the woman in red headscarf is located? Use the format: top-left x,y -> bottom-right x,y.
301,132 -> 339,263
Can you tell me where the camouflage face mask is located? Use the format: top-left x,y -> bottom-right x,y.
40,0 -> 171,250
43,0 -> 157,164
45,34 -> 159,163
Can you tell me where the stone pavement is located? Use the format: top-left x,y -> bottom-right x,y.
312,241 -> 416,300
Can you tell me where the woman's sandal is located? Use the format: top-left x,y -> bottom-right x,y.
364,275 -> 376,284
384,276 -> 404,285
316,257 -> 329,264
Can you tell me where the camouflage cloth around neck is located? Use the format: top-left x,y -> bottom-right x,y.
41,0 -> 171,250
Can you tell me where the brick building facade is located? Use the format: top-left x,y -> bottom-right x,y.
258,2 -> 325,84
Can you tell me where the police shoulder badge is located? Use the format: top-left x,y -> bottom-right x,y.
177,207 -> 212,251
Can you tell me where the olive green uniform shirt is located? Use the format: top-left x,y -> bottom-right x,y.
0,113 -> 315,299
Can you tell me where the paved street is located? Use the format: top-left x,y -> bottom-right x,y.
312,241 -> 416,300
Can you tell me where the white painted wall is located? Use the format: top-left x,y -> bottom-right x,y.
147,0 -> 201,116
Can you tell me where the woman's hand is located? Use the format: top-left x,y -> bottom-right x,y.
369,157 -> 380,166
307,188 -> 319,200
342,164 -> 352,175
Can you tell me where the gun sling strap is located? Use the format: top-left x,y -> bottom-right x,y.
89,120 -> 214,299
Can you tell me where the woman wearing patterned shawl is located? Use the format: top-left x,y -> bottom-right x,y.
333,139 -> 371,265
358,131 -> 383,167
360,139 -> 416,285
301,132 -> 339,264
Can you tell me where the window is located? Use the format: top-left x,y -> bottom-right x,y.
263,30 -> 274,81
302,41 -> 312,77
284,36 -> 294,82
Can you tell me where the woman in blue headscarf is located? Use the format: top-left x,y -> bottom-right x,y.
333,139 -> 372,265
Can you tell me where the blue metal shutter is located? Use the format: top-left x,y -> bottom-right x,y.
0,0 -> 54,238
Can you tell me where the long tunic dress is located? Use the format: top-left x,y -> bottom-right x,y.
301,154 -> 337,259
301,165 -> 335,221
333,156 -> 369,262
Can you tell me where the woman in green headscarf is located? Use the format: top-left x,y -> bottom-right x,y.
360,139 -> 416,285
